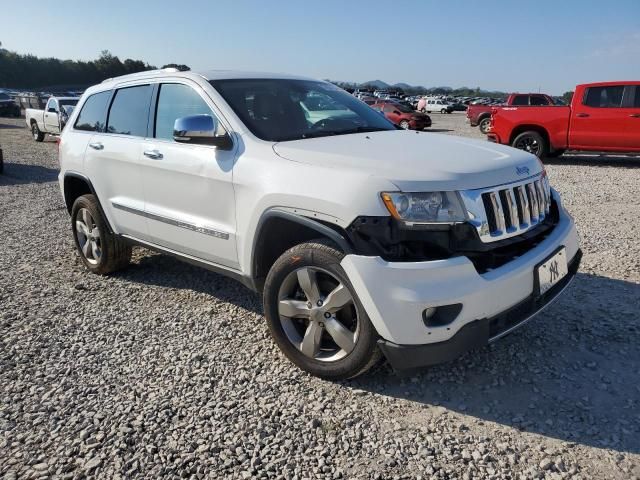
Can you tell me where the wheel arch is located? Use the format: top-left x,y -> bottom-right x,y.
63,172 -> 114,233
250,209 -> 354,292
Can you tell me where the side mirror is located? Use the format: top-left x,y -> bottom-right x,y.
173,114 -> 232,149
47,107 -> 57,113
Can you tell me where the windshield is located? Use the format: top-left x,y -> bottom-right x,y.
210,79 -> 395,141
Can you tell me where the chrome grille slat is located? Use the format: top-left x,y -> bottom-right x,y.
517,185 -> 531,227
526,183 -> 539,223
488,192 -> 506,233
460,172 -> 551,243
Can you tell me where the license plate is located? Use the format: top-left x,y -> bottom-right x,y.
536,247 -> 568,296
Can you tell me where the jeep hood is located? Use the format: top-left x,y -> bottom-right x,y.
273,130 -> 542,191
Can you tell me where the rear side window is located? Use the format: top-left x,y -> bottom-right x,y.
154,83 -> 215,140
633,86 -> 640,108
511,95 -> 528,106
529,95 -> 548,106
583,86 -> 624,108
74,91 -> 111,132
107,85 -> 153,136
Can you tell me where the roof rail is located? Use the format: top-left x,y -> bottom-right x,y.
101,67 -> 181,84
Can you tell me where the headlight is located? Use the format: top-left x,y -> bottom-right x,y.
381,191 -> 467,224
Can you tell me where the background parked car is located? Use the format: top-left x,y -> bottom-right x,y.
370,100 -> 431,129
0,93 -> 21,117
25,96 -> 79,141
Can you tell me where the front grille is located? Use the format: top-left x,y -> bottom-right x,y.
461,173 -> 552,243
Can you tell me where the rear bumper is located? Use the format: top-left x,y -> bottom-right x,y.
378,249 -> 581,370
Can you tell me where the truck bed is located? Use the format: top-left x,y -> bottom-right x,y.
489,106 -> 571,149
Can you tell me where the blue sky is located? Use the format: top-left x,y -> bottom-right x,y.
3,0 -> 639,94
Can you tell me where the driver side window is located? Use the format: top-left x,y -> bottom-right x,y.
154,83 -> 224,141
47,99 -> 58,112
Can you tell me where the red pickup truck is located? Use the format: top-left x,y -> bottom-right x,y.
467,93 -> 555,134
488,81 -> 640,159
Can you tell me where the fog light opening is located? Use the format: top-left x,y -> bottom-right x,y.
422,303 -> 463,328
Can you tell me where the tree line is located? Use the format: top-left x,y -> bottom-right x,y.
0,45 -> 189,90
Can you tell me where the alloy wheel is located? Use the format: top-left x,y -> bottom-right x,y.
514,135 -> 540,155
75,208 -> 102,265
277,267 -> 359,362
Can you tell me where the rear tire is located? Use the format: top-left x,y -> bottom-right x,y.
71,194 -> 131,275
512,131 -> 548,159
440,108 -> 446,114
263,239 -> 382,380
31,122 -> 44,142
479,117 -> 491,134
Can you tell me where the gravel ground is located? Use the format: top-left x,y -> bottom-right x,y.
1,114 -> 639,479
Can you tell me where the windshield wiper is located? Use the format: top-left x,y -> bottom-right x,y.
301,126 -> 390,139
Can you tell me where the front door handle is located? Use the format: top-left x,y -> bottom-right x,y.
88,142 -> 103,150
143,149 -> 163,160
630,113 -> 640,118
576,113 -> 590,118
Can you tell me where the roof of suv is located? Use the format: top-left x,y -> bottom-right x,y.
98,68 -> 316,89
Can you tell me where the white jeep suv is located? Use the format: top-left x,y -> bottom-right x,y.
58,69 -> 581,379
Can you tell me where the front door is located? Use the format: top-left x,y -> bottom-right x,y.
44,98 -> 60,133
139,81 -> 238,269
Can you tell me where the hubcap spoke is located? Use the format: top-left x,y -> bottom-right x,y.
91,241 -> 100,260
323,283 -> 352,313
82,210 -> 93,232
324,317 -> 355,353
300,321 -> 323,358
279,299 -> 310,318
76,221 -> 89,237
297,267 -> 320,303
82,239 -> 91,258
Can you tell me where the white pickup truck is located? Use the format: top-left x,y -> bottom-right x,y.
58,69 -> 580,379
25,96 -> 79,141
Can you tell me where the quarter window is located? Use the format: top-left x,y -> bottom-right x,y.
154,83 -> 216,141
107,85 -> 153,136
74,91 -> 111,132
583,86 -> 625,108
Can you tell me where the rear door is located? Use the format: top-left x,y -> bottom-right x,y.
84,84 -> 153,240
383,103 -> 400,124
569,84 -> 635,150
139,81 -> 238,268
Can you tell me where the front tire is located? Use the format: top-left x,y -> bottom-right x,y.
31,122 -> 44,142
71,194 -> 131,274
440,108 -> 446,114
263,240 -> 381,380
512,131 -> 548,159
399,120 -> 410,130
479,117 -> 491,134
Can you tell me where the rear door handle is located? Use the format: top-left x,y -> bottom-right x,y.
576,113 -> 589,118
630,113 -> 640,118
88,142 -> 103,150
143,149 -> 163,160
